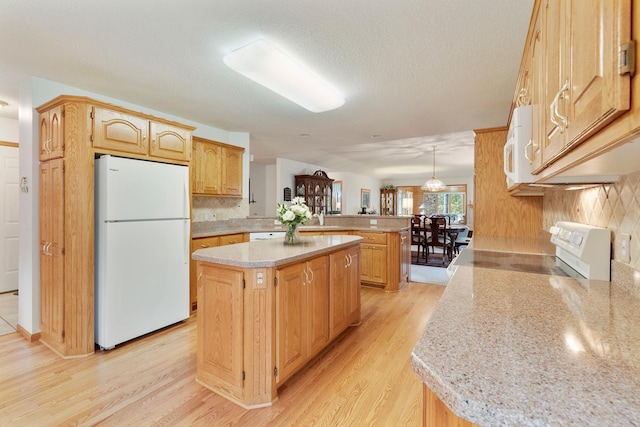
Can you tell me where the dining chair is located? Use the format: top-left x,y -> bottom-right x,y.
411,216 -> 423,263
454,226 -> 471,254
423,216 -> 452,264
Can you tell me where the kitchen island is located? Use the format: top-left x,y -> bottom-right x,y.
192,234 -> 363,408
411,237 -> 640,426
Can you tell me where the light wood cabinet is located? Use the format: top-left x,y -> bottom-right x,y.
36,95 -> 196,358
222,146 -> 243,195
195,240 -> 361,408
275,256 -> 329,384
36,99 -> 95,358
218,233 -> 246,246
513,0 -> 632,177
189,233 -> 248,312
39,158 -> 65,348
189,236 -> 219,312
294,171 -> 334,215
192,137 -> 244,196
329,245 -> 361,340
91,106 -> 193,161
196,263 -> 245,402
38,105 -> 64,161
529,10 -> 544,174
353,230 -> 408,292
542,0 -> 632,164
423,384 -> 478,427
356,231 -> 387,287
399,229 -> 411,284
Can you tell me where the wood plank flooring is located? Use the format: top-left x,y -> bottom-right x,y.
0,282 -> 444,426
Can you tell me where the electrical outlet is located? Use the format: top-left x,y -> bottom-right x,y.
370,219 -> 378,225
620,233 -> 631,263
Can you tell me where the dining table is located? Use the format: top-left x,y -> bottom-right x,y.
416,220 -> 469,262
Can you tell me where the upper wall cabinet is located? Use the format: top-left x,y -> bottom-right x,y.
191,136 -> 244,197
542,0 -> 631,166
38,105 -> 64,161
91,106 -> 194,162
513,0 -> 632,180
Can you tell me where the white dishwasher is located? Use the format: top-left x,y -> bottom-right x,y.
249,231 -> 286,241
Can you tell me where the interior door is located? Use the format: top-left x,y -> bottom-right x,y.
0,145 -> 19,292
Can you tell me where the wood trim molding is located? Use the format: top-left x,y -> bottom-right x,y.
17,324 -> 41,343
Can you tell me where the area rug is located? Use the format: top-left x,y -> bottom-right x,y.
411,250 -> 451,268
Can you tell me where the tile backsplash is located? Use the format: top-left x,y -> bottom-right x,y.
543,169 -> 640,271
192,196 -> 249,222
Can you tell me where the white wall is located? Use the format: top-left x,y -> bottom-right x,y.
18,77 -> 249,334
331,172 -> 382,215
249,162 -> 267,216
273,159 -> 381,215
0,117 -> 19,142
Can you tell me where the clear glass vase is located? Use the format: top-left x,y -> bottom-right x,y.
284,224 -> 300,244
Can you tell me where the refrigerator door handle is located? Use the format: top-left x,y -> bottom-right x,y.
183,174 -> 189,218
184,220 -> 190,264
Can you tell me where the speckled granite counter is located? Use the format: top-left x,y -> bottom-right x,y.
191,215 -> 410,238
411,239 -> 640,426
192,234 -> 363,267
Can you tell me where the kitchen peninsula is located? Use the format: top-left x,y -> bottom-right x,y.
192,234 -> 362,408
411,237 -> 640,426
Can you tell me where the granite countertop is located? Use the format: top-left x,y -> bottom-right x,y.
411,239 -> 640,426
192,234 -> 363,268
192,224 -> 408,239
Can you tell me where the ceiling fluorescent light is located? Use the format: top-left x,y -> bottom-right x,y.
223,39 -> 345,113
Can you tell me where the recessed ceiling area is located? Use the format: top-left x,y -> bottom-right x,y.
0,0 -> 534,181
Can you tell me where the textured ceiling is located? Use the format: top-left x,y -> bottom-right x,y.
0,0 -> 534,181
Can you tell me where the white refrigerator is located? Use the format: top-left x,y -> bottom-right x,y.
95,155 -> 190,350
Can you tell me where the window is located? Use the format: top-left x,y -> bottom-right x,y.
397,184 -> 467,223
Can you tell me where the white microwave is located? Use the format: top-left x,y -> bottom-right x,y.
503,105 -> 535,190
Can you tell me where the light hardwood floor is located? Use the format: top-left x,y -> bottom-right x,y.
0,282 -> 444,426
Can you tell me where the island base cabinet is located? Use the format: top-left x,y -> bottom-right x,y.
196,264 -> 245,404
275,256 -> 330,385
423,384 -> 478,427
195,240 -> 362,409
196,262 -> 277,409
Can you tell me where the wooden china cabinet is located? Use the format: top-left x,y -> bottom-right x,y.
380,188 -> 396,215
294,170 -> 334,215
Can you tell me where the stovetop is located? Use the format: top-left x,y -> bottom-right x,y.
453,249 -> 585,279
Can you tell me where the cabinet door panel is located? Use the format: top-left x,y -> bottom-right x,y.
201,142 -> 223,194
276,263 -> 307,383
222,147 -> 243,196
306,256 -> 329,357
39,159 -> 65,345
565,0 -> 630,147
92,107 -> 148,155
39,106 -> 64,161
197,264 -> 244,397
150,122 -> 192,161
346,246 -> 361,325
329,251 -> 349,339
542,0 -> 568,164
360,244 -> 387,284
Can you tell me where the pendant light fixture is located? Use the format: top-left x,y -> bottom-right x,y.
421,146 -> 446,192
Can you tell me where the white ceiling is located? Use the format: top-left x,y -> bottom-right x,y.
0,0 -> 533,182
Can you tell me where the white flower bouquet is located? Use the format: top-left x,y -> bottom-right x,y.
277,197 -> 313,243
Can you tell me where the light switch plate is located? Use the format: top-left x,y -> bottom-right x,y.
620,233 -> 631,263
